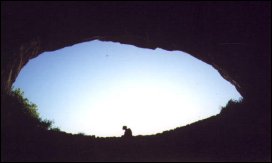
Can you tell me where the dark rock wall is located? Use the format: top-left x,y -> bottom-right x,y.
2,2 -> 271,105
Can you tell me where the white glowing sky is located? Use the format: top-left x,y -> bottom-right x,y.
13,40 -> 242,137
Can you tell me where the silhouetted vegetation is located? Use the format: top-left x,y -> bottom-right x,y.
76,132 -> 86,136
219,98 -> 243,114
1,91 -> 270,161
51,127 -> 61,132
7,87 -> 55,130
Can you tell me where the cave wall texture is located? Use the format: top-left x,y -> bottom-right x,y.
1,2 -> 271,109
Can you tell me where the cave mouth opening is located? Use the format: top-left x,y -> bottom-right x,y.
13,40 -> 242,137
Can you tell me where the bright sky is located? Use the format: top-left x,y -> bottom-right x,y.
13,40 -> 242,137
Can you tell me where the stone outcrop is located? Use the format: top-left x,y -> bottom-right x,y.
2,2 -> 271,106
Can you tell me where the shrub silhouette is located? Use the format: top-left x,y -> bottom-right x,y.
219,98 -> 243,115
76,132 -> 86,136
12,88 -> 40,119
3,87 -> 55,131
51,127 -> 61,132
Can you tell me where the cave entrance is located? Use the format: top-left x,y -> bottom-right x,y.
13,40 -> 242,137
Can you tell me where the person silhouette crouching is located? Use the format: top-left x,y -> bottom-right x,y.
122,126 -> 132,139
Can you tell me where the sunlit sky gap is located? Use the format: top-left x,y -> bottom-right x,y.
13,40 -> 242,137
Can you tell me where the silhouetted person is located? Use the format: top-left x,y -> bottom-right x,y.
122,126 -> 132,139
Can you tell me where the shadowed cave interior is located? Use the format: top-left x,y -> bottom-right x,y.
1,2 -> 271,161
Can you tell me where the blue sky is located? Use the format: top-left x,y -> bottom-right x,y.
13,40 -> 242,137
